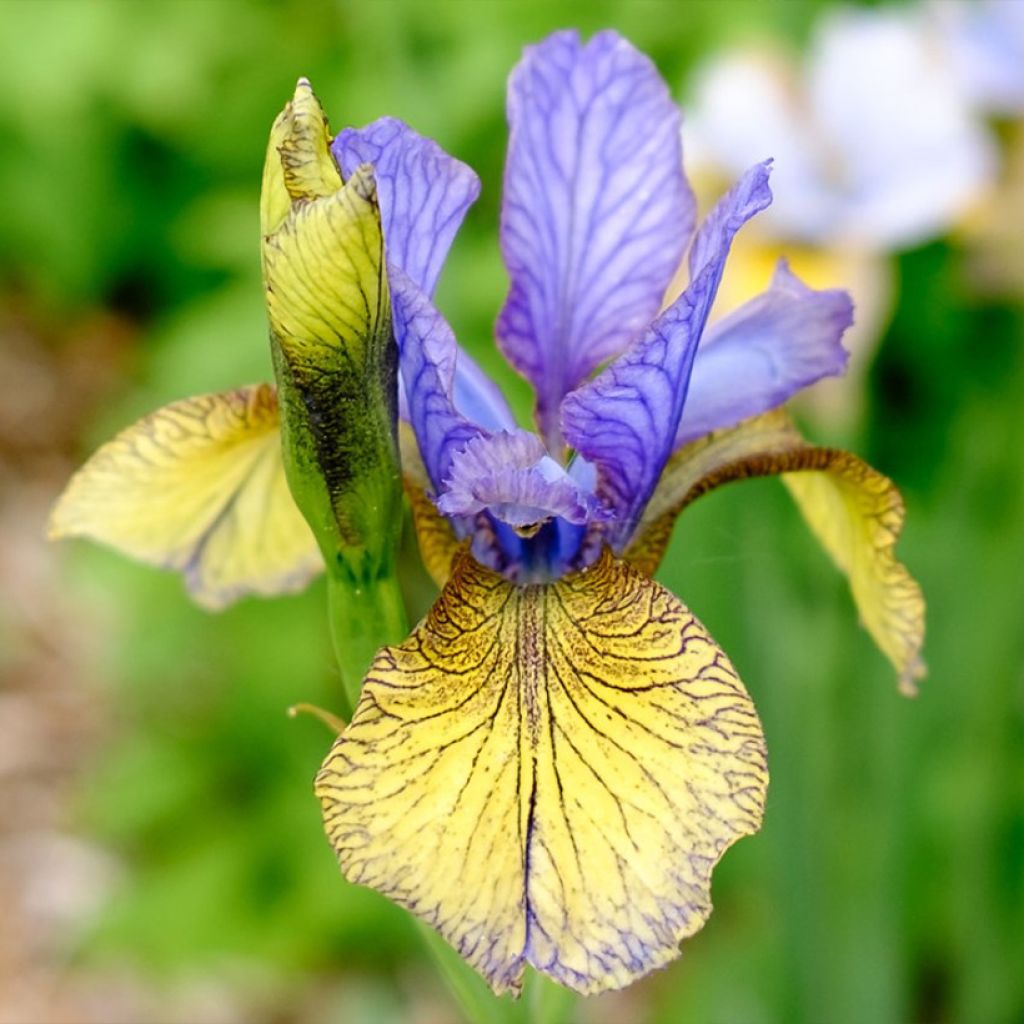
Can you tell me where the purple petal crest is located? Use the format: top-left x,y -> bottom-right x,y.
436,430 -> 610,532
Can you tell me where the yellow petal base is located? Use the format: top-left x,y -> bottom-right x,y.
316,550 -> 767,995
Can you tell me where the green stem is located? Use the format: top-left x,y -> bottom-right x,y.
415,921 -> 519,1024
326,568 -> 408,716
523,968 -> 577,1024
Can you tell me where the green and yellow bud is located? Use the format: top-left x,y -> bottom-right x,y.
261,80 -> 402,590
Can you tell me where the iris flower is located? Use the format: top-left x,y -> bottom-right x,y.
50,30 -> 925,997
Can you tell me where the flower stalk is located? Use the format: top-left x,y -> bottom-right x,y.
325,567 -> 407,716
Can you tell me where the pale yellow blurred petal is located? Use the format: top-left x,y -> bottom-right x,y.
626,410 -> 925,691
48,384 -> 322,609
963,124 -> 1024,298
317,550 -> 767,995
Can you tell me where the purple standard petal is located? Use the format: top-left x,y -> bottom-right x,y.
453,350 -> 518,433
395,336 -> 516,434
333,117 -> 480,296
674,260 -> 852,447
435,430 -> 610,531
496,29 -> 696,451
335,118 -> 518,440
561,162 -> 773,550
391,267 -> 482,494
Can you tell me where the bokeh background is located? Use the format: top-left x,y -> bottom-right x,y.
2,1 -> 1022,1022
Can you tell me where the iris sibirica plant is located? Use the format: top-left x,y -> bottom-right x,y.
51,30 -> 924,1002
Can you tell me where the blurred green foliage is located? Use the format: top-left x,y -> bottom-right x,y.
4,1 -> 1022,1022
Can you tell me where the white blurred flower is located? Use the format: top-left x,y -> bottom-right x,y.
926,3 -> 1024,299
683,5 -> 1000,428
686,5 -> 996,251
934,0 -> 1024,117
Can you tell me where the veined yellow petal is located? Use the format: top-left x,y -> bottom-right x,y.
48,384 -> 322,609
625,410 -> 804,576
626,410 -> 925,692
316,550 -> 767,995
405,475 -> 461,587
781,460 -> 925,695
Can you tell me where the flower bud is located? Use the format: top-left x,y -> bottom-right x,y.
261,80 -> 401,583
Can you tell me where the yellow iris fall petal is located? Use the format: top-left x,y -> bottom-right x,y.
316,549 -> 767,995
782,460 -> 925,695
48,384 -> 320,609
627,409 -> 925,692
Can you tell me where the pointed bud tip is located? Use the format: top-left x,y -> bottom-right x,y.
264,77 -> 340,211
291,76 -> 319,110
